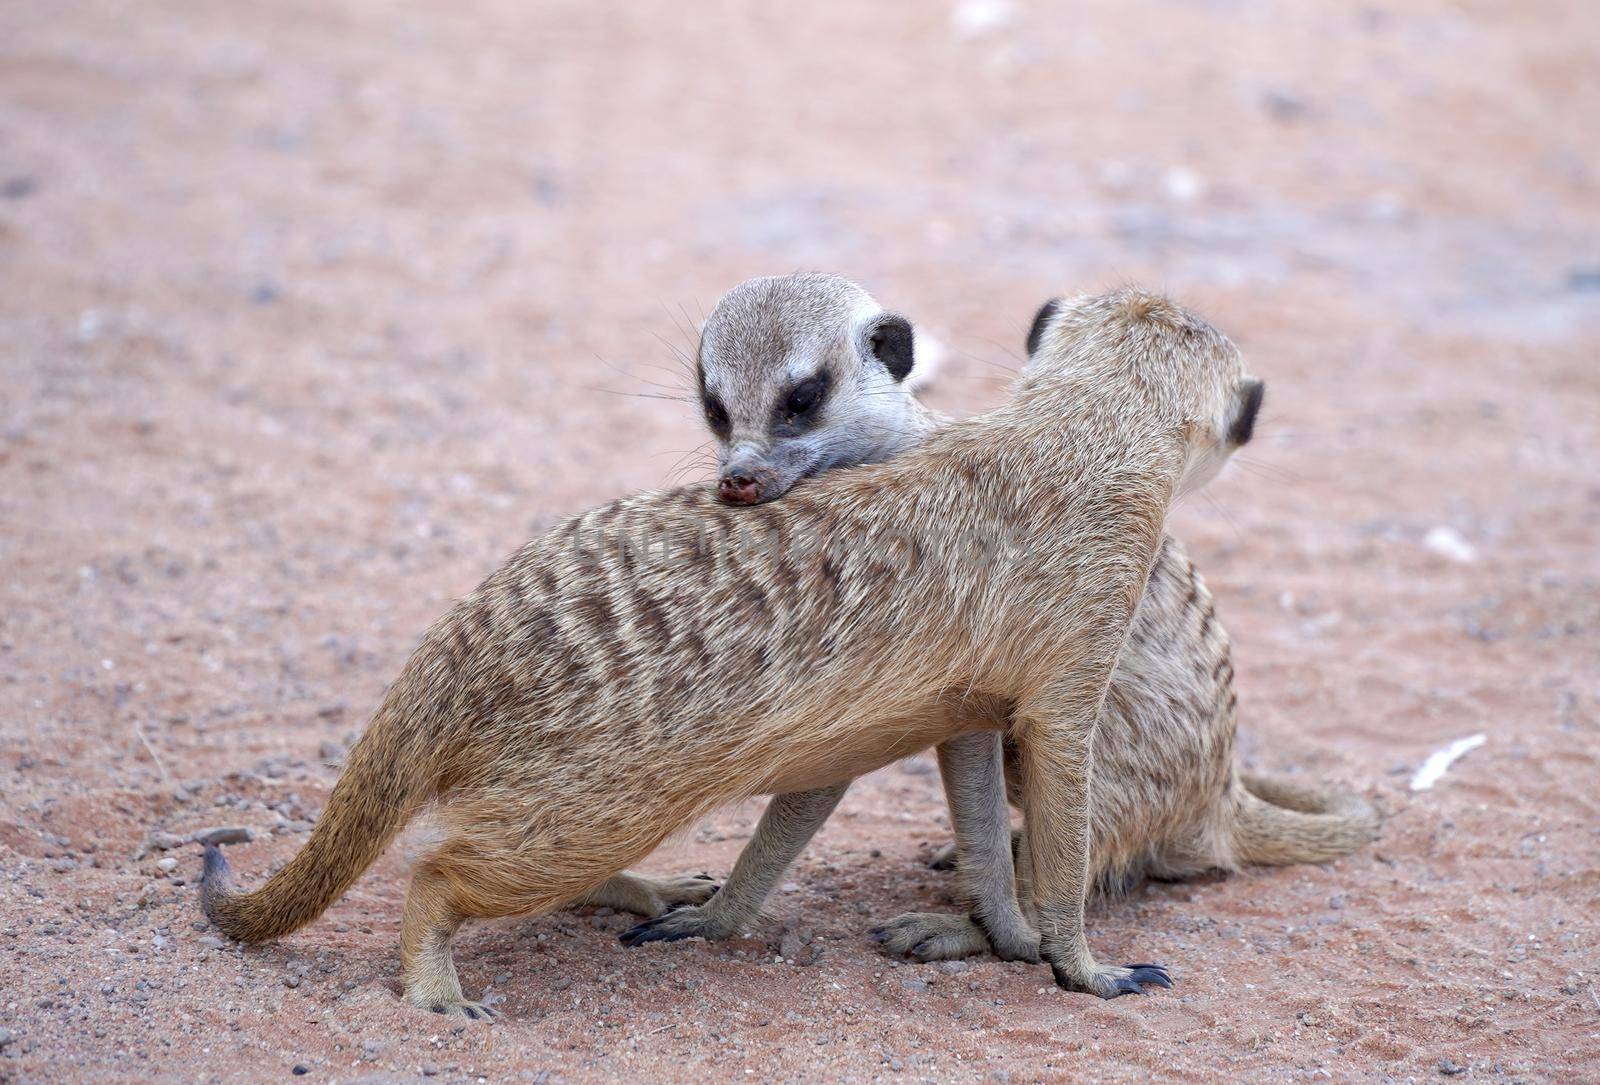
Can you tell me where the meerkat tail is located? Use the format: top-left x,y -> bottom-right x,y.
1229,771 -> 1379,866
200,706 -> 440,943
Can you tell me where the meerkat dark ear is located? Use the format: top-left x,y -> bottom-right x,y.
1025,298 -> 1063,358
867,313 -> 916,382
1229,379 -> 1265,446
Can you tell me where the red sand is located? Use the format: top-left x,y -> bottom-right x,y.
2,1 -> 1597,1082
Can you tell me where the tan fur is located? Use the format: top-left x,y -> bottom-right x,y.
202,289 -> 1272,1011
642,274 -> 1376,964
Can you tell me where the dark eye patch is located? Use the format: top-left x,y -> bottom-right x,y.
703,393 -> 730,437
775,372 -> 830,429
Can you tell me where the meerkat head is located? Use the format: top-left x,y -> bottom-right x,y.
1021,290 -> 1265,499
695,273 -> 929,505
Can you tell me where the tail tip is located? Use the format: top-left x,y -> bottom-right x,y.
199,842 -> 238,930
201,842 -> 231,883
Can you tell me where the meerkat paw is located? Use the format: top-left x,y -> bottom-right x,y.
629,871 -> 720,917
581,870 -> 719,918
869,912 -> 996,962
1051,960 -> 1173,999
618,902 -> 733,947
968,911 -> 1043,963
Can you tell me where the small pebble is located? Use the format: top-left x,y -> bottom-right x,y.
156,857 -> 178,873
138,832 -> 183,858
192,826 -> 252,846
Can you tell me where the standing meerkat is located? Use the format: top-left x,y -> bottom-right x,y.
203,288 -> 1260,1015
620,273 -> 1375,963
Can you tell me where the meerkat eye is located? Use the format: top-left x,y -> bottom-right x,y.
782,373 -> 830,418
703,394 -> 730,436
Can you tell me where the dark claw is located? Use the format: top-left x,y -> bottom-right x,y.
619,919 -> 696,947
431,1003 -> 445,1014
1110,975 -> 1148,997
928,855 -> 956,871
1126,964 -> 1173,989
1051,961 -> 1174,997
868,926 -> 888,943
462,1006 -> 480,1020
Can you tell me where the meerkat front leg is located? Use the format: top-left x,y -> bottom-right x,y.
1018,690 -> 1171,998
938,731 -> 1039,958
873,732 -> 1039,962
620,784 -> 849,946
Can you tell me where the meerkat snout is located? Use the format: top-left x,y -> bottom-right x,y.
717,469 -> 774,506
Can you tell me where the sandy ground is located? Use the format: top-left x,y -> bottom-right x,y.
3,1 -> 1599,1082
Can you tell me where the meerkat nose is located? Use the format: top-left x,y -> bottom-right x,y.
717,473 -> 767,505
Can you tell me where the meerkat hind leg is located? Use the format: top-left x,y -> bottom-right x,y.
400,859 -> 501,1020
575,870 -> 719,917
402,829 -> 604,1020
927,841 -> 960,871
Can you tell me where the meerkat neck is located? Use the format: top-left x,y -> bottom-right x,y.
909,396 -> 948,435
847,391 -> 946,466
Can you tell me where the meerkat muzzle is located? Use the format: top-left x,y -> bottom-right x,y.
717,472 -> 771,505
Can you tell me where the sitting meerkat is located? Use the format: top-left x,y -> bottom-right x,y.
617,273 -> 1376,964
202,288 -> 1259,1016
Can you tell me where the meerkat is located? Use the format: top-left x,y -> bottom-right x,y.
202,288 -> 1260,1015
617,273 -> 1375,964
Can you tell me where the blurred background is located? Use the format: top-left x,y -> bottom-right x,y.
2,2 -> 1597,1082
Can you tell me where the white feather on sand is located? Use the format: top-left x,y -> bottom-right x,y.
1410,733 -> 1486,791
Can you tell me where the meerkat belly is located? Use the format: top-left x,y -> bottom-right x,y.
738,696 -> 1003,796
